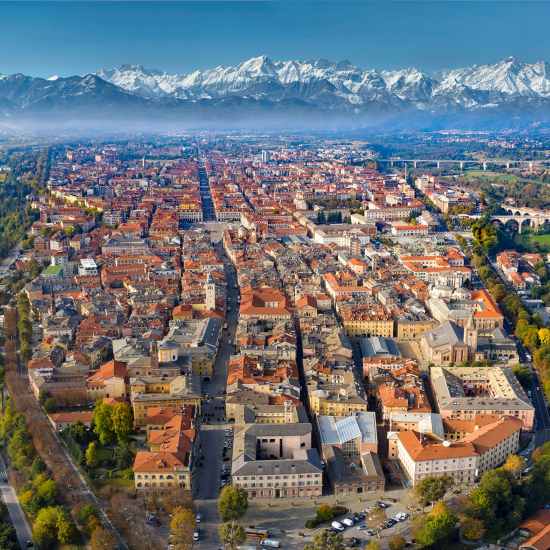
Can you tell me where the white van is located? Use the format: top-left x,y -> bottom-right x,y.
260,541 -> 281,548
342,518 -> 354,527
332,521 -> 345,531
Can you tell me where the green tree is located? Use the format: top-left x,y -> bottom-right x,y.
43,398 -> 57,414
0,522 -> 19,550
78,504 -> 101,527
365,541 -> 382,550
218,522 -> 246,549
85,441 -> 100,468
30,458 -> 47,478
503,455 -> 523,478
69,419 -> 86,440
93,401 -> 115,445
36,479 -> 59,507
112,402 -> 133,444
56,507 -> 79,544
38,389 -> 52,407
218,486 -> 249,521
0,500 -> 8,520
388,534 -> 406,550
33,507 -> 60,550
414,502 -> 458,547
511,364 -> 532,388
315,503 -> 334,523
413,476 -> 454,511
115,444 -> 135,470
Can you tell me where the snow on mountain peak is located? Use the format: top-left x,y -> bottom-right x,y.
93,56 -> 550,104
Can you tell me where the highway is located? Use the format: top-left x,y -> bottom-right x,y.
0,453 -> 33,549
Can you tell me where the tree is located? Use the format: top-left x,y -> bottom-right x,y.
30,457 -> 47,478
33,507 -> 60,550
78,504 -> 101,526
56,508 -> 79,544
367,507 -> 387,538
85,515 -> 102,537
112,402 -> 133,444
503,455 -> 523,478
218,485 -> 248,521
170,506 -> 197,549
315,503 -> 334,523
0,522 -> 19,550
115,444 -> 135,470
218,522 -> 246,549
365,541 -> 381,550
511,364 -> 532,387
461,517 -> 485,541
0,500 -> 8,520
39,389 -> 52,407
388,534 -> 406,550
303,530 -> 345,550
86,441 -> 100,468
540,328 -> 550,346
43,398 -> 57,414
36,479 -> 60,506
414,502 -> 458,547
58,389 -> 80,407
413,476 -> 454,511
70,419 -> 86,440
91,528 -> 117,550
164,487 -> 194,514
93,401 -> 115,444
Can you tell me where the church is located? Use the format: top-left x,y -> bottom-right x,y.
421,311 -> 518,365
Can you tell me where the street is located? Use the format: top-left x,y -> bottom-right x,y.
0,453 -> 33,549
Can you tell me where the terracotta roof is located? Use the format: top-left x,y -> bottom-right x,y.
397,430 -> 478,461
520,510 -> 550,535
50,412 -> 93,423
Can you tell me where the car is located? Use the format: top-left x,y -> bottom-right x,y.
25,543 -> 34,549
159,505 -> 165,512
538,387 -> 541,391
148,516 -> 157,521
195,514 -> 201,523
2,478 -> 7,483
193,528 -> 200,541
366,530 -> 377,536
357,526 -> 366,530
386,497 -> 397,503
154,519 -> 161,527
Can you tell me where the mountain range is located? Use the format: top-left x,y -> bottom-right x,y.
2,56 -> 550,131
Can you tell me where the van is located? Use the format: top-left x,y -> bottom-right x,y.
260,541 -> 281,548
342,518 -> 354,527
332,521 -> 345,531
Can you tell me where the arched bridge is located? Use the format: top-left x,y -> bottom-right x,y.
491,205 -> 550,234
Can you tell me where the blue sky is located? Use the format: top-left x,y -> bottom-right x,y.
0,1 -> 549,77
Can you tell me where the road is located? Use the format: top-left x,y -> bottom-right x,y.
197,148 -> 215,222
0,453 -> 33,549
0,241 -> 21,278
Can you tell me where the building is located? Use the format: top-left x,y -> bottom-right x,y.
133,405 -> 197,499
387,413 -> 444,459
230,402 -> 323,499
430,365 -> 535,430
49,412 -> 93,431
340,305 -> 394,338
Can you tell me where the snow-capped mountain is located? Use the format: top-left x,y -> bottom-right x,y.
2,56 -> 550,130
94,55 -> 550,107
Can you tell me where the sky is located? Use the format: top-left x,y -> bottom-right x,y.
1,1 -> 550,77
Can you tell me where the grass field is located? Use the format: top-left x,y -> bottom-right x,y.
96,476 -> 134,489
514,227 -> 550,249
465,170 -> 535,184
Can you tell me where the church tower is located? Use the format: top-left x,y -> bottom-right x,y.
150,339 -> 159,372
464,312 -> 478,355
205,272 -> 216,311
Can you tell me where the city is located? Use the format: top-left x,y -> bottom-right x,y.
0,133 -> 546,550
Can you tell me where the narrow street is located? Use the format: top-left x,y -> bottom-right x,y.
197,147 -> 215,222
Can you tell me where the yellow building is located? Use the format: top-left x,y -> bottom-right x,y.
340,305 -> 394,338
131,375 -> 202,427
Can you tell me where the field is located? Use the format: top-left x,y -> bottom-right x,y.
514,227 -> 550,249
464,169 -> 536,184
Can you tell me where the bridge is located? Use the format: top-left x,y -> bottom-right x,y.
378,158 -> 548,170
491,205 -> 550,234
